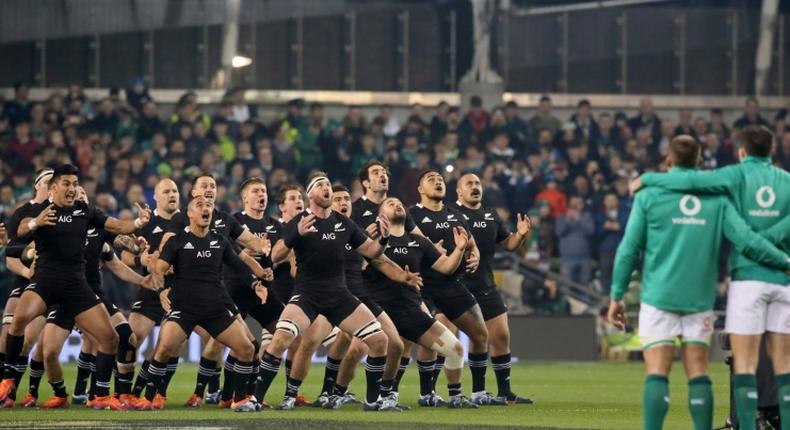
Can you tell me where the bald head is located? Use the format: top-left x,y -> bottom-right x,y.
457,173 -> 483,207
154,178 -> 180,215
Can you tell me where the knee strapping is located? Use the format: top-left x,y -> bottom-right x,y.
114,323 -> 136,364
432,330 -> 464,370
276,319 -> 300,338
353,320 -> 382,342
322,326 -> 341,347
261,328 -> 273,344
2,315 -> 12,325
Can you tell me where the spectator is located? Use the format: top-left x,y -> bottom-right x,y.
529,277 -> 570,315
3,81 -> 31,125
571,99 -> 600,153
6,121 -> 41,170
594,192 -> 628,293
701,131 -> 734,169
733,96 -> 770,130
125,78 -> 152,114
555,195 -> 594,285
673,110 -> 695,138
535,179 -> 567,218
504,100 -> 530,151
379,104 -> 401,138
528,95 -> 562,140
708,108 -> 730,137
628,97 -> 661,143
461,95 -> 490,142
229,86 -> 257,124
775,130 -> 790,171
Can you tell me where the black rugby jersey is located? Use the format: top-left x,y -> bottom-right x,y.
408,203 -> 470,285
351,196 -> 417,233
227,211 -> 278,282
27,200 -> 108,279
160,227 -> 255,310
84,226 -> 117,289
454,202 -> 510,291
368,234 -> 440,305
282,210 -> 368,294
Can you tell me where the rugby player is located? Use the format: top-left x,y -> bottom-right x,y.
0,168 -> 52,406
409,169 -> 487,408
28,186 -> 154,408
330,161 -> 424,408
610,136 -> 790,430
634,126 -> 790,430
455,173 -> 534,404
143,196 -> 267,412
120,178 -> 181,408
364,197 -> 474,406
204,177 -> 282,409
0,163 -> 151,410
257,172 -> 396,411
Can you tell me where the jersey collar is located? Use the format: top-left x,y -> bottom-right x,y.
743,155 -> 771,164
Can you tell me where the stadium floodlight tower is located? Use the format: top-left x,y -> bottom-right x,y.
459,0 -> 505,111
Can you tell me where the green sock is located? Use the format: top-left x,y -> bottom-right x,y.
775,373 -> 790,430
644,374 -> 670,430
733,373 -> 758,430
688,375 -> 713,430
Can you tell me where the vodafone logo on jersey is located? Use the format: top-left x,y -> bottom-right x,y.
672,195 -> 706,226
749,186 -> 780,217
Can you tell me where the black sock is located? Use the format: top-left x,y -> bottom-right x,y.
380,379 -> 394,398
112,363 -> 120,396
193,357 -> 217,397
207,364 -> 222,394
417,360 -> 435,396
432,355 -> 445,391
233,360 -> 253,402
0,352 -> 6,380
132,360 -> 150,397
284,358 -> 293,377
94,352 -> 116,397
248,357 -> 260,396
393,357 -> 410,393
333,383 -> 347,396
468,352 -> 488,393
50,379 -> 68,398
256,352 -> 281,403
322,356 -> 341,395
159,356 -> 179,397
448,382 -> 462,397
221,356 -> 238,402
491,354 -> 512,398
88,360 -> 97,399
75,352 -> 95,396
116,369 -> 134,396
365,355 -> 386,404
12,355 -> 28,400
28,359 -> 44,398
285,376 -> 302,398
145,359 -> 167,401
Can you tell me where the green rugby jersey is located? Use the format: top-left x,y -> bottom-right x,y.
641,156 -> 790,285
611,168 -> 790,313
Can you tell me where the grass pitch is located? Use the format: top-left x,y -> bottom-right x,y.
0,360 -> 731,429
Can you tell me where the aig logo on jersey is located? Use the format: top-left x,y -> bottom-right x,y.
749,186 -> 780,218
672,195 -> 706,226
196,250 -> 212,258
322,232 -> 336,240
58,215 -> 73,223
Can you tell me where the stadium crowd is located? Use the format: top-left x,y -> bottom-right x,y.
1,81 -> 789,312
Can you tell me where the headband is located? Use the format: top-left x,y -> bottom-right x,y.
306,176 -> 330,195
34,169 -> 54,188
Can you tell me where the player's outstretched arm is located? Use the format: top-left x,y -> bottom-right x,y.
501,213 -> 531,251
639,165 -> 739,195
610,193 -> 649,303
722,201 -> 790,271
104,203 -> 151,234
369,255 -> 423,291
105,252 -> 149,288
433,227 -> 469,274
271,239 -> 291,264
